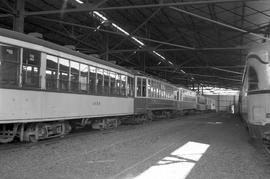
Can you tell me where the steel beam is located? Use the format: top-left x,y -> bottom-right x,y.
107,46 -> 246,53
209,66 -> 243,75
100,7 -> 161,57
24,0 -> 259,16
151,68 -> 242,82
30,16 -> 194,50
170,6 -> 270,41
2,0 -> 15,12
27,20 -> 100,51
147,65 -> 244,69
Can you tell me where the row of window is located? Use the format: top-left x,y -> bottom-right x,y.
45,55 -> 134,97
0,43 -> 199,100
136,77 -> 179,100
134,76 -> 199,101
0,44 -> 134,97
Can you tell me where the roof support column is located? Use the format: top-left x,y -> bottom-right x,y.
105,34 -> 109,61
13,0 -> 25,33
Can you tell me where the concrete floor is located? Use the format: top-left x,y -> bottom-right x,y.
0,113 -> 270,179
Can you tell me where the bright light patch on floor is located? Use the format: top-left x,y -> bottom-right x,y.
135,141 -> 210,179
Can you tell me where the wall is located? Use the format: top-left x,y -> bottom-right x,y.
206,95 -> 239,113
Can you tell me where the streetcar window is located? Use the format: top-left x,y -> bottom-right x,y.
166,85 -> 169,99
248,67 -> 258,91
153,80 -> 157,98
155,81 -> 159,98
116,73 -> 121,96
142,78 -> 146,97
127,76 -> 134,97
147,79 -> 151,97
0,44 -> 20,87
104,70 -> 109,96
89,66 -> 96,94
154,81 -> 158,98
79,63 -> 88,93
158,82 -> 161,98
22,48 -> 41,88
121,75 -> 127,96
174,89 -> 178,100
59,58 -> 69,91
130,77 -> 135,97
127,76 -> 130,97
161,84 -> 165,98
96,68 -> 104,95
70,61 -> 79,92
137,77 -> 142,97
110,72 -> 116,96
46,55 -> 58,90
179,90 -> 183,101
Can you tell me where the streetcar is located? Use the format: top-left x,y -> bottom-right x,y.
0,28 -> 215,143
239,42 -> 270,141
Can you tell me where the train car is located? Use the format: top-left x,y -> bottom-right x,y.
196,95 -> 207,111
0,28 -> 213,143
239,42 -> 270,140
0,28 -> 135,143
133,74 -> 178,119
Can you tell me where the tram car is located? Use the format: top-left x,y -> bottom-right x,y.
239,42 -> 270,140
0,28 -> 211,143
134,74 -> 178,120
0,28 -> 135,143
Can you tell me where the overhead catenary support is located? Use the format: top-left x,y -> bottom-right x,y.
209,66 -> 243,75
107,46 -> 246,53
170,6 -> 270,41
24,0 -> 259,16
105,33 -> 109,61
13,0 -> 25,32
144,65 -> 244,70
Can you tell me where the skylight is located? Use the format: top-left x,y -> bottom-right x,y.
131,37 -> 145,46
112,23 -> 130,36
93,11 -> 108,21
198,87 -> 239,95
153,51 -> 165,60
75,0 -> 84,4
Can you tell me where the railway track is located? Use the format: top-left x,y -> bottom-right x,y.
0,115 -> 178,151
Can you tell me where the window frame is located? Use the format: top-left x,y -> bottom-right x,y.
247,66 -> 259,91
